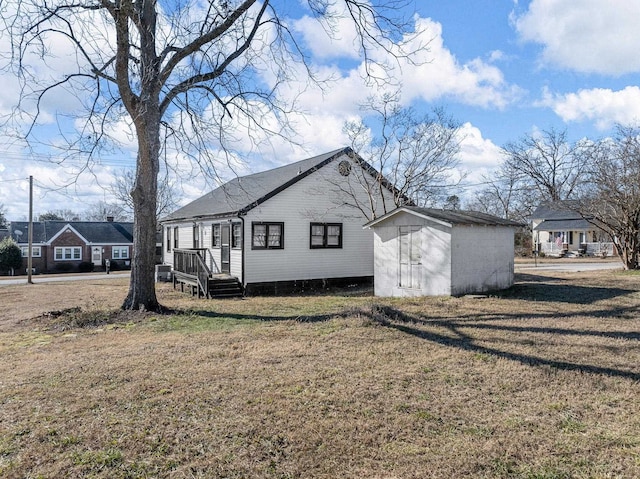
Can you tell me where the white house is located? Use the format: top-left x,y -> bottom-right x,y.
531,202 -> 614,257
365,206 -> 523,297
160,147 -> 399,296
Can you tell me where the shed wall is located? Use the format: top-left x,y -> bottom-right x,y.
450,225 -> 515,295
372,212 -> 452,297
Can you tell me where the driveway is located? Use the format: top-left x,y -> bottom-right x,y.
516,260 -> 623,273
0,271 -> 130,286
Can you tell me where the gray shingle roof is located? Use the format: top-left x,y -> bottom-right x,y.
531,201 -> 583,221
162,148 -> 351,222
531,201 -> 597,230
8,221 -> 133,244
405,207 -> 525,227
366,206 -> 524,228
533,219 -> 595,231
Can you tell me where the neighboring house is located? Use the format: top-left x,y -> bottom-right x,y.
531,202 -> 614,257
365,206 -> 523,297
161,147 -> 399,295
7,219 -> 133,274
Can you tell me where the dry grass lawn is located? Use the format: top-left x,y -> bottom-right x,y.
0,270 -> 639,478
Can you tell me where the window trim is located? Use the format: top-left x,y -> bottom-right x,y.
212,223 -> 221,248
310,222 -> 343,249
232,223 -> 242,249
251,222 -> 284,250
112,246 -> 130,260
54,246 -> 82,261
21,246 -> 42,257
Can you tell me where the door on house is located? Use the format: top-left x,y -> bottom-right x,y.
221,224 -> 231,273
193,224 -> 200,248
399,226 -> 422,289
91,246 -> 103,267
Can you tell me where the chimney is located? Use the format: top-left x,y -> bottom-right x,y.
106,216 -> 114,222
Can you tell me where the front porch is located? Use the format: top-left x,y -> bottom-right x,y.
172,249 -> 243,298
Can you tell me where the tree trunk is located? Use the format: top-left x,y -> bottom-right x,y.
122,113 -> 161,311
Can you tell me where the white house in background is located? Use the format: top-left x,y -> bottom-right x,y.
365,206 -> 523,297
531,202 -> 614,257
160,147 -> 399,295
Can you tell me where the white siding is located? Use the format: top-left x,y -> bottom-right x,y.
163,223 -> 193,267
243,155 -> 395,284
450,225 -> 515,295
372,211 -> 452,297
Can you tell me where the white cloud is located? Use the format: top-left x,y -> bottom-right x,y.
288,14 -> 522,123
457,122 -> 503,185
292,5 -> 362,60
540,86 -> 640,130
513,0 -> 640,75
373,17 -> 522,109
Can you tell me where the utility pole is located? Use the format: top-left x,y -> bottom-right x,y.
27,175 -> 33,284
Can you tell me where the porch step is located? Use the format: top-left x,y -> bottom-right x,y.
208,276 -> 243,298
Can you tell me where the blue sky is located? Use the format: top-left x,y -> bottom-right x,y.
2,0 -> 640,220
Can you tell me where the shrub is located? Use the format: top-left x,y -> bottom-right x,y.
78,261 -> 94,273
0,237 -> 23,275
55,262 -> 74,273
109,260 -> 120,271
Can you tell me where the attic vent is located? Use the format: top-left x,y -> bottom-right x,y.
338,160 -> 352,177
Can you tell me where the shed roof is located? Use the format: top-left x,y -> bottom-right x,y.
365,206 -> 524,228
8,221 -> 133,244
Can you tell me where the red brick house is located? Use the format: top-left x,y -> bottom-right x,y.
8,220 -> 133,274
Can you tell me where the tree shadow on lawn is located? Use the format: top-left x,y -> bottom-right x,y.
498,273 -> 637,304
366,304 -> 640,381
179,272 -> 640,380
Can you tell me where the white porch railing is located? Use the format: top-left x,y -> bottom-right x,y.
539,242 -> 563,255
585,242 -> 614,256
538,242 -> 614,256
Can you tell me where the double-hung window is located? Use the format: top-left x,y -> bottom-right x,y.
166,227 -> 172,252
252,222 -> 284,249
55,246 -> 82,261
112,246 -> 129,259
310,223 -> 342,248
212,224 -> 221,248
232,223 -> 242,249
173,227 -> 179,249
21,246 -> 42,257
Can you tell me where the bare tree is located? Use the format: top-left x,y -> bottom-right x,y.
83,200 -> 131,221
4,0 -> 425,310
466,161 -> 536,224
580,125 -> 640,270
38,210 -> 81,221
502,128 -> 586,202
342,93 -> 462,218
111,169 -> 177,221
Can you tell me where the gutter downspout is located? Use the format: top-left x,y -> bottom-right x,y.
238,213 -> 246,292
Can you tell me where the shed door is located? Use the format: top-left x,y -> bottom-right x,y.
221,225 -> 231,273
399,226 -> 422,289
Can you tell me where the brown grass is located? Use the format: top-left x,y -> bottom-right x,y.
0,271 -> 639,478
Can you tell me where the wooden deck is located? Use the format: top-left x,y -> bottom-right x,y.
172,249 -> 243,298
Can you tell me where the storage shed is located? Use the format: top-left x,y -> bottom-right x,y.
365,207 -> 523,297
